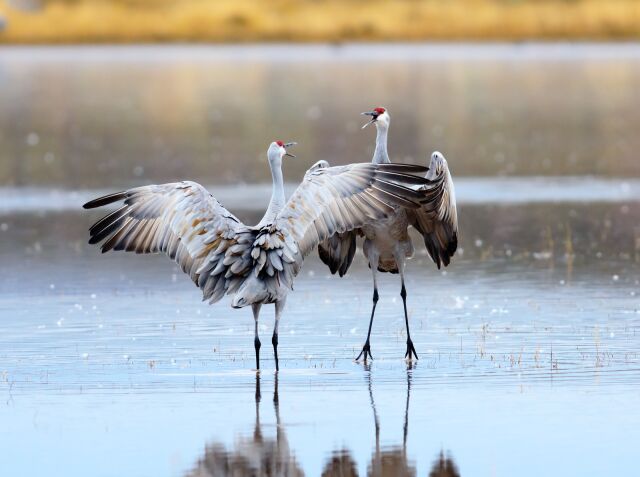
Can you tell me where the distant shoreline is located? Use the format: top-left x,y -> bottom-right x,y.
1,0 -> 639,44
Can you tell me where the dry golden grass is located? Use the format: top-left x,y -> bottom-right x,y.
0,0 -> 639,43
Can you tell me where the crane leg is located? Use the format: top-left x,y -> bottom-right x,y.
273,299 -> 285,371
252,303 -> 262,370
397,257 -> 418,361
357,254 -> 379,362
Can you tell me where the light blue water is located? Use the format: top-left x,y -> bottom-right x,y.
1,236 -> 639,476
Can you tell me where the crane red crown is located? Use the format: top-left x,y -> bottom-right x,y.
373,107 -> 386,115
276,140 -> 284,147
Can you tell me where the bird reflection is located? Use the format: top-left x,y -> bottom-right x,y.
185,373 -> 303,477
321,450 -> 359,477
364,363 -> 416,477
186,368 -> 459,476
428,451 -> 461,477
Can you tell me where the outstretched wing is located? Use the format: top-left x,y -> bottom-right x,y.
407,152 -> 458,269
279,162 -> 429,258
223,162 -> 431,308
83,181 -> 254,303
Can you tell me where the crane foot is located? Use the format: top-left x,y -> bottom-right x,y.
356,341 -> 373,362
404,338 -> 418,361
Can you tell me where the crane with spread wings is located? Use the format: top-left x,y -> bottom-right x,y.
84,141 -> 440,370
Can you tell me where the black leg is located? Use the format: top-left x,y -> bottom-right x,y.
272,332 -> 279,371
254,336 -> 261,370
356,287 -> 378,361
255,372 -> 261,402
252,304 -> 262,370
401,283 -> 418,360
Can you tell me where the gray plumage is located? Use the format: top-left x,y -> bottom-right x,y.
318,109 -> 458,361
84,141 -> 433,370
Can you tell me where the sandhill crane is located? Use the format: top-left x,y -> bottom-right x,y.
83,141 -> 435,370
318,108 -> 458,361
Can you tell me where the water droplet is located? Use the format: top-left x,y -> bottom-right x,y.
26,132 -> 39,146
306,106 -> 322,120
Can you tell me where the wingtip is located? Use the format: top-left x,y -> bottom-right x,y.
82,198 -> 105,209
82,191 -> 127,210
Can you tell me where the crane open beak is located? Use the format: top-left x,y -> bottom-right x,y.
284,142 -> 297,158
361,111 -> 378,129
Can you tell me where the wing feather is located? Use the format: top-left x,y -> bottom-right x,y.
83,181 -> 251,302
407,152 -> 459,269
277,162 -> 429,261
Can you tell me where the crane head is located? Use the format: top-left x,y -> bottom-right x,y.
270,140 -> 297,159
361,107 -> 389,129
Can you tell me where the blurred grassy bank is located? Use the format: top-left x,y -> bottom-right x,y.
0,0 -> 639,43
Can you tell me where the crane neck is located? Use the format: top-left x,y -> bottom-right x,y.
372,122 -> 390,164
258,156 -> 286,227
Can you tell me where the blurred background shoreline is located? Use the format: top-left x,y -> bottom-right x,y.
1,0 -> 640,44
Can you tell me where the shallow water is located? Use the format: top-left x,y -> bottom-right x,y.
1,44 -> 640,476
